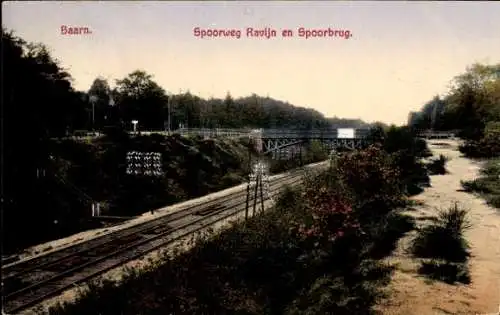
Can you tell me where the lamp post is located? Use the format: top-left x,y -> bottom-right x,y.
89,95 -> 98,131
132,120 -> 138,134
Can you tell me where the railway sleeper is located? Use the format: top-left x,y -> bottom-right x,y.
139,225 -> 173,236
83,242 -> 136,257
3,277 -> 28,295
115,235 -> 145,245
44,256 -> 92,272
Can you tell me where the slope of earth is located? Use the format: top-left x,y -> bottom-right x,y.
376,139 -> 500,315
4,133 -> 260,258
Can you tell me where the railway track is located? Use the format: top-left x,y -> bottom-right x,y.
2,167 -> 319,314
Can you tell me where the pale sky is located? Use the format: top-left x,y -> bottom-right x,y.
3,1 -> 500,125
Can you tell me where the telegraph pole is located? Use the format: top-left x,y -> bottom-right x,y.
252,164 -> 259,217
259,166 -> 265,213
245,144 -> 251,220
299,145 -> 303,167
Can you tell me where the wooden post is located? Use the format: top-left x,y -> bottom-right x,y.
299,145 -> 303,166
245,144 -> 252,220
252,171 -> 259,217
245,180 -> 251,220
259,171 -> 265,213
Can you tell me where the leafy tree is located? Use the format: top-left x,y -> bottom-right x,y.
409,63 -> 500,157
88,77 -> 112,130
3,29 -> 89,251
114,70 -> 168,130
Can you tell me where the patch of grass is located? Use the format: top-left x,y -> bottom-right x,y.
427,154 -> 448,175
459,139 -> 500,158
411,203 -> 473,284
487,194 -> 500,208
418,260 -> 471,284
367,212 -> 416,259
416,215 -> 439,223
411,203 -> 471,263
285,261 -> 395,315
405,199 -> 425,207
461,158 -> 500,209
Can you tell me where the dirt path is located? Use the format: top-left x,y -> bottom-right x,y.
376,140 -> 500,315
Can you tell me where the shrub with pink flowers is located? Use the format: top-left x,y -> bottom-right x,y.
292,186 -> 361,244
335,145 -> 404,208
289,145 -> 406,247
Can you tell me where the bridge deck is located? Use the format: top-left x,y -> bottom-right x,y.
261,129 -> 371,139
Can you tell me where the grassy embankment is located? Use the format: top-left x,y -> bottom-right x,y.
6,130 -> 329,255
50,131 -> 329,218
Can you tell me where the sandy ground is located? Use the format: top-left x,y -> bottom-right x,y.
7,161 -> 326,266
376,139 -> 500,315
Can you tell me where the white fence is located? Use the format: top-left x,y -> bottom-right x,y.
175,128 -> 251,139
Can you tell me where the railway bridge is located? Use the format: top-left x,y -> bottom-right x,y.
171,128 -> 372,159
415,130 -> 457,139
248,128 -> 371,159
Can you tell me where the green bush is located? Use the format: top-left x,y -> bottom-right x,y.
366,125 -> 432,195
427,154 -> 448,175
459,123 -> 500,158
220,173 -> 243,187
390,150 -> 430,196
411,203 -> 471,263
459,140 -> 500,158
461,158 -> 500,209
333,145 -> 405,215
418,260 -> 470,284
488,194 -> 500,208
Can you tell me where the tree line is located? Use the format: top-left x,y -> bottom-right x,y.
408,63 -> 500,156
91,75 -> 370,132
4,28 -> 370,139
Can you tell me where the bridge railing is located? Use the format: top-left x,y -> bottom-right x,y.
416,130 -> 457,139
70,128 -> 376,140
176,128 -> 251,138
